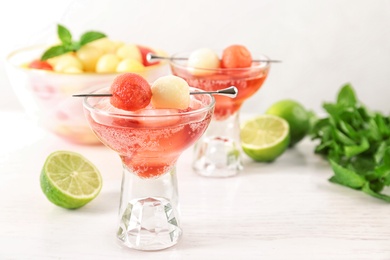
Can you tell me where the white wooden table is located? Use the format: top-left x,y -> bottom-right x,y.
1,111 -> 389,260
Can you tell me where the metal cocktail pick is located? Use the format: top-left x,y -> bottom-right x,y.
147,53 -> 282,63
72,86 -> 238,98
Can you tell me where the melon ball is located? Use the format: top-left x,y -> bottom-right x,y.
95,54 -> 120,73
116,44 -> 142,63
187,48 -> 220,75
88,38 -> 124,54
76,45 -> 104,72
53,54 -> 83,73
116,58 -> 145,73
47,53 -> 73,67
151,75 -> 190,109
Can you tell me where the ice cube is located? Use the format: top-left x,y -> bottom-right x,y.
189,98 -> 203,110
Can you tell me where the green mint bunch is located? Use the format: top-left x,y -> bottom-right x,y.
41,24 -> 106,61
311,83 -> 390,202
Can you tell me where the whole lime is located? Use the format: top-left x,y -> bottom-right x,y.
266,99 -> 310,147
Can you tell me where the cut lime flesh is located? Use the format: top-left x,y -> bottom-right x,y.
241,115 -> 290,162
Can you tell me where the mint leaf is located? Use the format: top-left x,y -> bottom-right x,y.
349,156 -> 376,175
338,121 -> 358,140
384,171 -> 390,185
80,31 -> 106,46
344,137 -> 369,158
40,24 -> 107,60
323,103 -> 340,118
337,83 -> 357,107
362,182 -> 390,202
383,147 -> 390,166
374,142 -> 388,163
41,45 -> 69,60
329,159 -> 366,189
375,114 -> 390,137
367,118 -> 381,141
57,24 -> 72,45
333,128 -> 355,145
371,165 -> 390,182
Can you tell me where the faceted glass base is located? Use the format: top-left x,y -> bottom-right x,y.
116,167 -> 182,251
193,136 -> 243,177
192,112 -> 243,177
117,197 -> 182,251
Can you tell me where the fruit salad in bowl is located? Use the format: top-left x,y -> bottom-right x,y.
5,24 -> 169,145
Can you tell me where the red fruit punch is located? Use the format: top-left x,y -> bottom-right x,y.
28,59 -> 53,71
137,45 -> 160,66
110,73 -> 152,111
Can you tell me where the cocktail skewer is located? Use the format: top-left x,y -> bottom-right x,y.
147,53 -> 282,63
73,86 -> 238,99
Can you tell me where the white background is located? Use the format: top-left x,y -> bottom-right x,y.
1,0 -> 389,114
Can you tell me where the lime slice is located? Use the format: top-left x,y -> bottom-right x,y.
40,151 -> 102,209
241,115 -> 290,162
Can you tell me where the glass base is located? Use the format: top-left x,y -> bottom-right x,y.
193,136 -> 243,177
117,197 -> 182,251
116,167 -> 182,251
192,112 -> 243,178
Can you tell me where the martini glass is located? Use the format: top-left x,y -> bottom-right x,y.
170,51 -> 271,177
83,86 -> 214,251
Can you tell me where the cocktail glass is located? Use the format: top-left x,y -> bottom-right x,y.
170,51 -> 271,177
83,86 -> 214,251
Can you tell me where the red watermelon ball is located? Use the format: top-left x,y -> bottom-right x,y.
221,45 -> 252,68
110,73 -> 152,111
28,59 -> 53,70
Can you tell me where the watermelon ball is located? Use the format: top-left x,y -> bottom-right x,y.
28,59 -> 53,70
137,45 -> 160,66
221,45 -> 252,68
110,73 -> 152,111
151,75 -> 190,109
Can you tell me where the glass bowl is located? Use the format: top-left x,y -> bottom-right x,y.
5,45 -> 169,145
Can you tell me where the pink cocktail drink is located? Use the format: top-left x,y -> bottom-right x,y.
83,85 -> 214,251
170,50 -> 271,177
85,91 -> 213,178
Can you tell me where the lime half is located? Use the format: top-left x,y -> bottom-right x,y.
241,115 -> 290,162
40,151 -> 102,209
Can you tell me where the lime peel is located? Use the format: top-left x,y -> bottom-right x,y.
266,99 -> 310,147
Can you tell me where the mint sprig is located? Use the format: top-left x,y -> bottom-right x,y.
41,24 -> 106,61
311,83 -> 390,202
